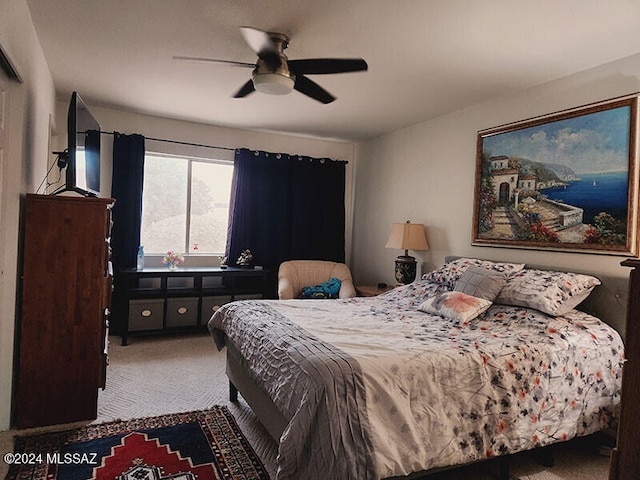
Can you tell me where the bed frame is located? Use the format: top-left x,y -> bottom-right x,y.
226,341 -> 288,441
224,257 -> 629,480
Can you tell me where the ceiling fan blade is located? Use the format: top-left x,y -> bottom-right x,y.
239,26 -> 280,64
233,79 -> 256,98
288,58 -> 368,75
294,75 -> 335,104
173,55 -> 255,68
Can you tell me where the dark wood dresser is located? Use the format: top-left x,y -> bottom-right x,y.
609,258 -> 640,479
14,194 -> 113,429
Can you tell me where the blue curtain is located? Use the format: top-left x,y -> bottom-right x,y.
110,133 -> 145,270
227,148 -> 346,271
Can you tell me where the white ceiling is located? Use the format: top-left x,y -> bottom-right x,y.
26,0 -> 640,142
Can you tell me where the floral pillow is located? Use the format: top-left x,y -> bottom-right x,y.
453,265 -> 508,301
419,291 -> 492,322
377,280 -> 450,308
495,269 -> 600,316
422,257 -> 525,289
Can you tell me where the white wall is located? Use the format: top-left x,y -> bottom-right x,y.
0,0 -> 57,431
353,52 -> 640,295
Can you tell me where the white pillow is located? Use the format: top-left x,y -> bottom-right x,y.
495,269 -> 600,316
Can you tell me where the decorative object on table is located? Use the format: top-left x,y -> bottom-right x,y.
236,249 -> 253,267
136,245 -> 145,270
161,250 -> 184,270
5,406 -> 270,480
218,255 -> 228,269
385,220 -> 429,284
473,95 -> 638,255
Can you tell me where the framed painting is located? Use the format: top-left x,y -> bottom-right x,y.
472,96 -> 638,255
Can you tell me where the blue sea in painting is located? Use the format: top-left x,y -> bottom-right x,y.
543,171 -> 628,225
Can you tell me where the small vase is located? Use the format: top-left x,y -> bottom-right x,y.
168,262 -> 179,271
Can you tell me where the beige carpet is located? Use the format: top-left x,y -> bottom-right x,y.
2,332 -> 613,479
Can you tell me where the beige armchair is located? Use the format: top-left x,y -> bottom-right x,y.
277,260 -> 357,300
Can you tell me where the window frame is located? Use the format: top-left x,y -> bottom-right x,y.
141,149 -> 234,257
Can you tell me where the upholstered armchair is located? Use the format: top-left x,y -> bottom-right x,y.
277,260 -> 357,300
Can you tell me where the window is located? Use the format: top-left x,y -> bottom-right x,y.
140,153 -> 233,255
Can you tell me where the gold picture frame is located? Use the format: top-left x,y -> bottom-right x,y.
472,96 -> 638,255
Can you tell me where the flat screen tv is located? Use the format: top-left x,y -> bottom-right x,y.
54,91 -> 101,197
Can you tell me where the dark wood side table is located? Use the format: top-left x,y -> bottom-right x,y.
609,258 -> 640,479
355,285 -> 396,297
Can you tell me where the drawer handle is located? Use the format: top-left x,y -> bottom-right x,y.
141,309 -> 153,317
177,306 -> 188,315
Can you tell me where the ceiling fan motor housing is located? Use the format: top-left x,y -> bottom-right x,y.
252,32 -> 295,95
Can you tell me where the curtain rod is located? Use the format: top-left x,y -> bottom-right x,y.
100,131 -> 348,163
101,130 -> 235,151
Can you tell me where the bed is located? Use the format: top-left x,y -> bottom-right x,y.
208,257 -> 625,480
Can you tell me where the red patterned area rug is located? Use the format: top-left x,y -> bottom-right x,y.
6,406 -> 269,480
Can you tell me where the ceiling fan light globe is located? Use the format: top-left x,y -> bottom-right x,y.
253,73 -> 294,95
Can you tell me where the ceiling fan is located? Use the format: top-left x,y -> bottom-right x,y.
174,26 -> 368,104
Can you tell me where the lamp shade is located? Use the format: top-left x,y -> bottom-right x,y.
385,222 -> 429,251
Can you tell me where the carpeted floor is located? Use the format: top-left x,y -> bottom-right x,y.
2,332 -> 613,479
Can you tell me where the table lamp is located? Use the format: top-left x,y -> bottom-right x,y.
385,220 -> 429,284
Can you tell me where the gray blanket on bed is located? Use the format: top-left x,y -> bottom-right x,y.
210,300 -> 377,480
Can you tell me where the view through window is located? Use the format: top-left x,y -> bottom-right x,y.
140,153 -> 233,255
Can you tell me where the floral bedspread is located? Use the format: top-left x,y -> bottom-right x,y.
209,280 -> 624,480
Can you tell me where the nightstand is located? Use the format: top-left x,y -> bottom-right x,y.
355,285 -> 396,297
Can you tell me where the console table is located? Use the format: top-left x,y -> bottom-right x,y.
112,266 -> 269,345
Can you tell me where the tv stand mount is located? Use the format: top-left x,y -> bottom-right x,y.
49,149 -> 97,197
53,149 -> 68,169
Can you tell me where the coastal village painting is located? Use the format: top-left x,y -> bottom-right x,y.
473,97 -> 637,255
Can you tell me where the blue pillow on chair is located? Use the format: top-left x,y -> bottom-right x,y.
300,278 -> 342,299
